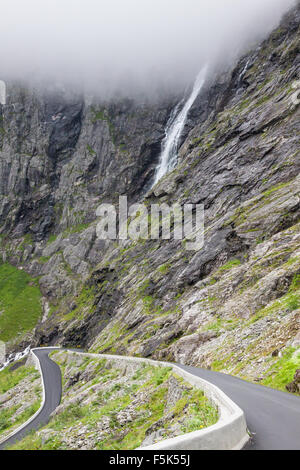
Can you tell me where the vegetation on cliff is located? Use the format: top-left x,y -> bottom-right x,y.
7,351 -> 217,450
0,4 -> 299,394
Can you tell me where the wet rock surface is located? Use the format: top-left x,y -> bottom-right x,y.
0,4 -> 299,391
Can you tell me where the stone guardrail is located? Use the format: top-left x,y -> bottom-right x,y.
72,351 -> 249,450
0,349 -> 45,446
0,348 -> 249,450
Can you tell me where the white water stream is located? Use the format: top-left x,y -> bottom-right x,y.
152,65 -> 208,186
0,346 -> 31,371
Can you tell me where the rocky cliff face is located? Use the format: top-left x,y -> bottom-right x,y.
0,4 -> 299,390
0,83 -> 174,305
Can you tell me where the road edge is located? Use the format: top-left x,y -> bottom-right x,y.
0,348 -> 250,450
0,347 -> 57,447
69,350 -> 250,450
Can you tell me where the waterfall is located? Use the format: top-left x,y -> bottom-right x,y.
238,60 -> 250,85
0,346 -> 30,371
152,65 -> 208,187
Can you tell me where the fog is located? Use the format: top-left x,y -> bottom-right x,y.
0,0 -> 296,98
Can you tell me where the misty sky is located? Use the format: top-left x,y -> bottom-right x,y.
0,0 -> 296,97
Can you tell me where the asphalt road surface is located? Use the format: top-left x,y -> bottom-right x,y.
177,364 -> 300,450
0,348 -> 61,450
1,349 -> 299,450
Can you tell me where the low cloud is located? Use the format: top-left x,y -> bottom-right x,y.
0,0 -> 296,98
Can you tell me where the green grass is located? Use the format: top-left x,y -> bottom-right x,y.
0,406 -> 19,433
90,108 -> 106,122
289,274 -> 300,293
62,285 -> 96,322
90,107 -> 116,142
209,259 -> 242,284
218,259 -> 241,272
182,390 -> 218,431
86,145 -> 96,155
204,317 -> 239,333
38,256 -> 51,264
0,363 -> 38,394
9,357 -> 218,450
63,222 -> 91,236
144,366 -> 172,386
0,364 -> 41,438
7,399 -> 41,426
51,403 -> 86,429
157,263 -> 171,274
3,400 -> 41,434
6,429 -> 64,450
248,288 -> 300,325
0,263 -> 42,342
105,387 -> 168,450
47,234 -> 57,245
286,295 -> 299,312
262,348 -> 300,392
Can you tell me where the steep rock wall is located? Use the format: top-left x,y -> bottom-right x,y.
0,3 -> 299,390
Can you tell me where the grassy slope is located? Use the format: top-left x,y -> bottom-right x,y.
0,263 -> 42,342
7,353 -> 218,450
261,348 -> 300,392
0,363 -> 41,437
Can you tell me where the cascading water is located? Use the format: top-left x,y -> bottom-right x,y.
152,65 -> 208,187
238,60 -> 250,85
0,346 -> 31,371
